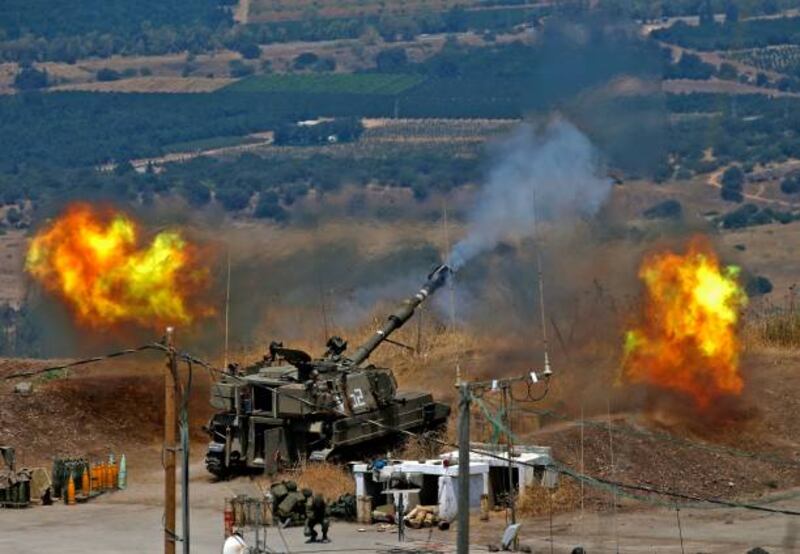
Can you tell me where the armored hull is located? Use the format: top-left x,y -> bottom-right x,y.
204,265 -> 453,477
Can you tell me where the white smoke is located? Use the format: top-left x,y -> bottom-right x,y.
450,119 -> 611,270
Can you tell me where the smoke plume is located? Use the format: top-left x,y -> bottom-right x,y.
449,119 -> 611,270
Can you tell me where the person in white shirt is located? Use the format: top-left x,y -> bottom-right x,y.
222,529 -> 247,554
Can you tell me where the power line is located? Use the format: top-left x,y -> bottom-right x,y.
515,405 -> 800,469
555,462 -> 800,517
178,350 -> 800,518
9,341 -> 800,521
1,343 -> 162,380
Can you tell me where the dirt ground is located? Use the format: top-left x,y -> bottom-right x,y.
1,455 -> 797,553
6,163 -> 800,550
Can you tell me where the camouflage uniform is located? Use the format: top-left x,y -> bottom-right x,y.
304,493 -> 330,543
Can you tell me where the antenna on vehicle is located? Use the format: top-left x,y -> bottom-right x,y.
223,249 -> 231,370
443,200 -> 462,384
532,185 -> 552,378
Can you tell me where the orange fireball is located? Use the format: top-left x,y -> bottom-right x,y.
622,237 -> 747,408
26,203 -> 211,329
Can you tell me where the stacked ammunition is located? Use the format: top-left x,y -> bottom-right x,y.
52,453 -> 126,504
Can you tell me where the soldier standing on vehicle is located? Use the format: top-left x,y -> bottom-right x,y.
304,493 -> 330,543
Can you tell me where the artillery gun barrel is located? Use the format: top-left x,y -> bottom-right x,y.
348,264 -> 452,366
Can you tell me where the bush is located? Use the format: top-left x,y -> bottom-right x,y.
720,186 -> 743,203
237,42 -> 261,60
13,66 -> 48,90
717,62 -> 738,80
721,204 -> 757,228
228,59 -> 255,78
96,68 -> 121,81
5,207 -> 21,225
216,187 -> 251,211
643,199 -> 683,220
254,192 -> 288,221
375,48 -> 409,72
746,275 -> 773,297
181,181 -> 211,206
293,52 -> 319,70
780,174 -> 800,194
313,57 -> 336,73
665,52 -> 714,80
721,165 -> 745,189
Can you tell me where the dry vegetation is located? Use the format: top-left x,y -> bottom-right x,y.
517,479 -> 582,518
262,462 -> 355,501
50,76 -> 234,94
8,176 -> 800,513
247,0 -> 480,23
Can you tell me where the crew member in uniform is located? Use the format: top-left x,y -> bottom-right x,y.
304,493 -> 330,543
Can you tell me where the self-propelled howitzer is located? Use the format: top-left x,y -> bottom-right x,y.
204,265 -> 452,478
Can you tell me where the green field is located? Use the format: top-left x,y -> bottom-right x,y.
727,46 -> 800,76
223,73 -> 426,95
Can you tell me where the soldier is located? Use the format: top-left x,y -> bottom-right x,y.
304,493 -> 330,543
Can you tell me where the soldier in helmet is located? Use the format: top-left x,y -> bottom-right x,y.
304,492 -> 330,543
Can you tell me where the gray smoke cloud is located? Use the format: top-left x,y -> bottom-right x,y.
450,119 -> 611,270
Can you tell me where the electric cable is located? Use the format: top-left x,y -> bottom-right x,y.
1,343 -> 162,380
185,351 -> 800,517
12,340 -> 800,520
515,405 -> 800,469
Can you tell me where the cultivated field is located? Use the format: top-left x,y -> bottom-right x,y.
726,45 -> 800,75
247,0 -> 481,22
51,76 -> 234,93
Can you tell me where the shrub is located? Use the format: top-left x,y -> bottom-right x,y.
96,68 -> 121,81
13,66 -> 48,90
228,60 -> 255,78
216,187 -> 251,211
5,207 -> 21,225
643,199 -> 683,220
717,62 -> 738,80
293,52 -> 319,70
720,186 -> 743,203
375,48 -> 409,72
746,275 -> 773,296
721,165 -> 745,189
181,181 -> 211,206
254,192 -> 288,221
780,174 -> 800,194
237,42 -> 261,60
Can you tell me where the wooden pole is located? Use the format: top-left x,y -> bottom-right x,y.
503,386 -> 517,550
165,327 -> 177,554
457,383 -> 470,554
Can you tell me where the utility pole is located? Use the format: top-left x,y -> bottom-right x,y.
457,371 -> 552,554
502,385 -> 517,549
181,386 -> 190,554
457,382 -> 471,554
165,327 -> 178,554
